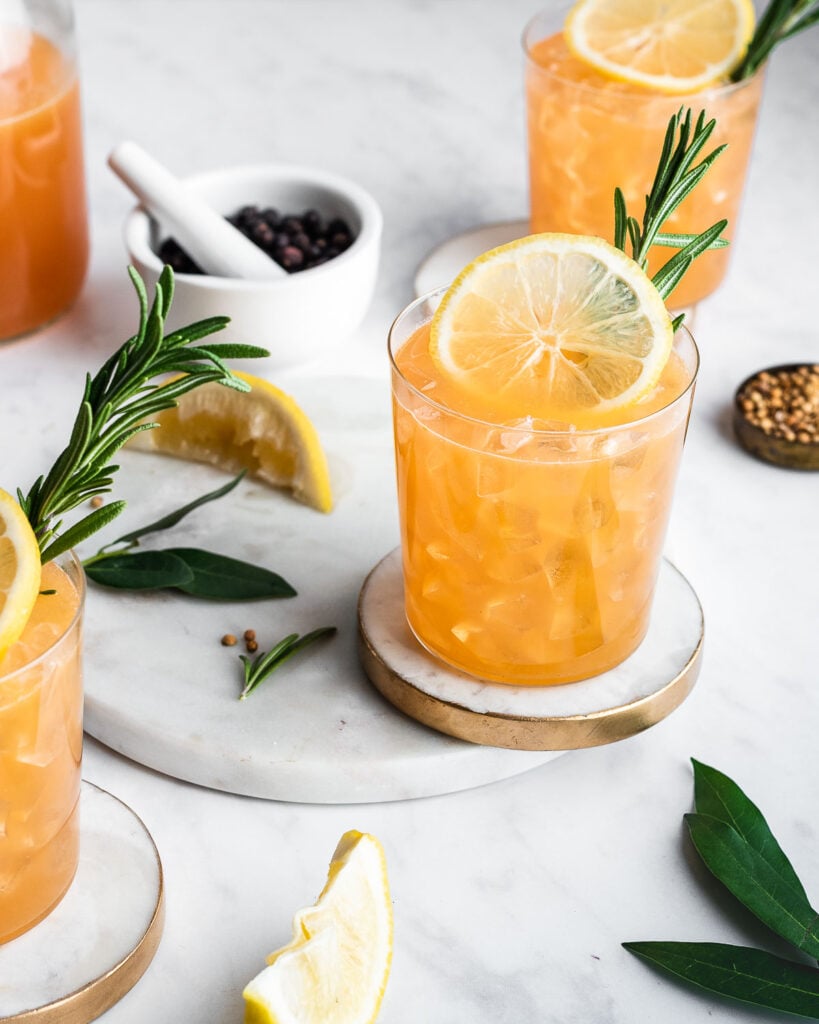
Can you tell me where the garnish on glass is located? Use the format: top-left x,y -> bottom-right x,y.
624,759 -> 819,1019
731,0 -> 819,81
238,628 -> 337,700
16,266 -> 268,562
613,107 -> 729,329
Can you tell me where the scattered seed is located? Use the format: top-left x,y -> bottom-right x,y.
246,639 -> 259,653
221,634 -> 237,647
243,629 -> 256,642
90,495 -> 104,508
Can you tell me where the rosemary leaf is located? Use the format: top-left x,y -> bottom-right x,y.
40,501 -> 127,564
652,231 -> 729,250
623,942 -> 819,1018
731,0 -> 819,81
239,627 -> 337,700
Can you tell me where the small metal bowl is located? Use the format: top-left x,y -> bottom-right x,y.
733,362 -> 819,470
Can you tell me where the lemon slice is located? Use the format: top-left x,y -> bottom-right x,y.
243,830 -> 393,1024
430,233 -> 673,421
129,371 -> 333,513
565,0 -> 755,94
0,488 -> 41,662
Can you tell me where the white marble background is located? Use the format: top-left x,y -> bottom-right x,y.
1,1 -> 818,1021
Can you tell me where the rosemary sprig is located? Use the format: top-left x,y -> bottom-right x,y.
731,0 -> 819,81
16,266 -> 268,564
613,108 -> 729,325
238,627 -> 337,700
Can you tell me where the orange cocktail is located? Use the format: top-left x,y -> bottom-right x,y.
524,10 -> 762,310
0,25 -> 88,340
390,289 -> 697,686
0,554 -> 84,944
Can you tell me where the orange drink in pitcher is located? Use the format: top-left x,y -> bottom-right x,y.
0,9 -> 89,340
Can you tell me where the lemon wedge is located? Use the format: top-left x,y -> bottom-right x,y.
129,371 -> 333,512
565,0 -> 755,94
0,488 -> 41,662
243,831 -> 393,1024
430,232 -> 673,422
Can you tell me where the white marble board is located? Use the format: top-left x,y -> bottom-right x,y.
82,377 -> 559,802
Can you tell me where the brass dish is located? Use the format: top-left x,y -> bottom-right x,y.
733,362 -> 819,470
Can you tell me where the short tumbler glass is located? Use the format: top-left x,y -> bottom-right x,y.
524,5 -> 764,311
0,551 -> 84,944
389,290 -> 698,686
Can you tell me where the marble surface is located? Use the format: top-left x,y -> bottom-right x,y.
82,380 -> 556,802
0,1 -> 818,1021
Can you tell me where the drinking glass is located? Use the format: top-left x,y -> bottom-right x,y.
0,550 -> 84,944
389,289 -> 698,686
0,0 -> 89,341
523,5 -> 763,311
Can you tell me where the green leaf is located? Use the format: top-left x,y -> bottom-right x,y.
164,548 -> 297,600
686,814 -> 819,958
652,231 -> 729,250
731,0 -> 819,80
84,550 -> 194,590
108,471 -> 246,549
40,501 -> 127,563
624,941 -> 819,1018
692,759 -> 808,901
195,343 -> 271,360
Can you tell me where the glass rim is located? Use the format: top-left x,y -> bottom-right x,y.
521,6 -> 762,102
388,286 -> 700,439
0,549 -> 85,684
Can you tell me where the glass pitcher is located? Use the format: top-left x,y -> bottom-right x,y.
0,0 -> 89,341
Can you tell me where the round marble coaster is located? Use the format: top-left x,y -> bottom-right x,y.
359,549 -> 704,750
82,377 -> 560,803
0,781 -> 164,1024
412,220 -> 697,328
413,219 -> 528,296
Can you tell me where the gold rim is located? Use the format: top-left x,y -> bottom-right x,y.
4,783 -> 165,1024
358,559 -> 703,751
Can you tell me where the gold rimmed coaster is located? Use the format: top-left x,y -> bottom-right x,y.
0,781 -> 164,1024
358,549 -> 703,751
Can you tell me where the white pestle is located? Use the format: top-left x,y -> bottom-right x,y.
108,141 -> 287,281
